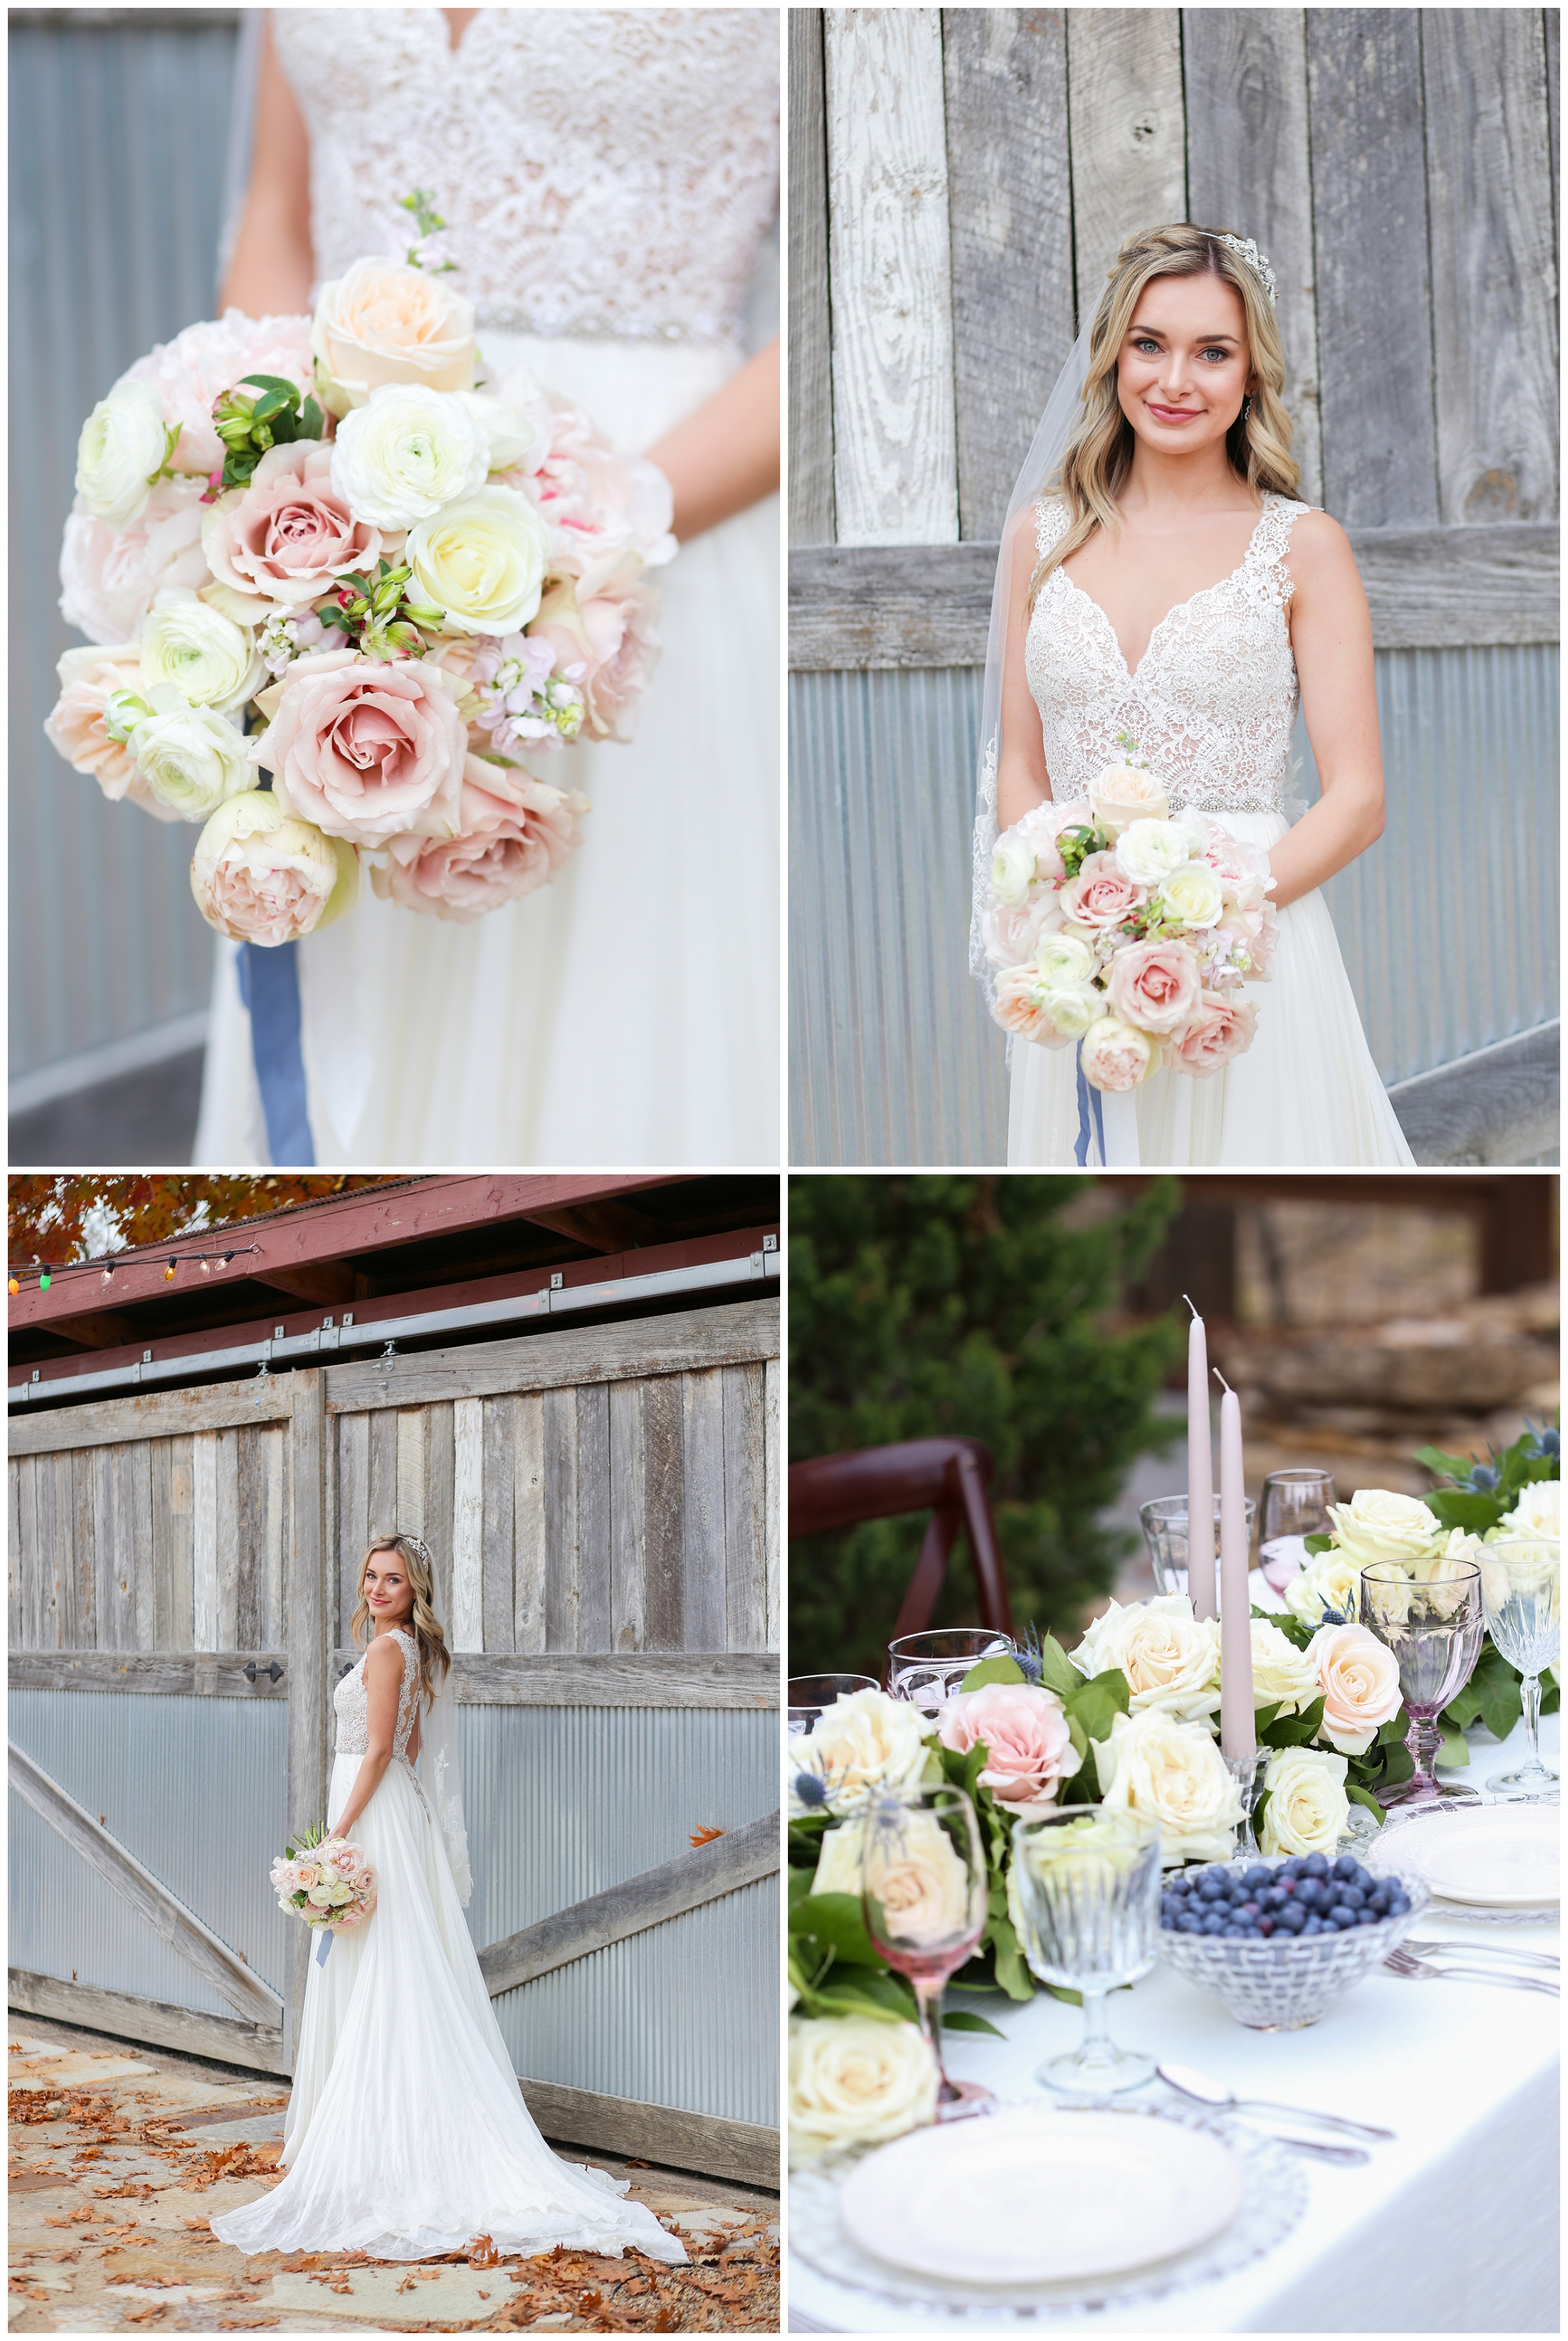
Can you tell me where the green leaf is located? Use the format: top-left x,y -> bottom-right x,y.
1250,1785 -> 1271,1841
985,1910 -> 1034,2002
960,1737 -> 989,1802
941,2010 -> 1006,2037
1033,1634 -> 1083,1701
1434,1725 -> 1470,1772
1344,1781 -> 1385,1822
1065,1711 -> 1087,1766
959,1654 -> 1027,1693
1443,1646 -> 1523,1742
788,1893 -> 885,1968
1251,1700 -> 1283,1737
1376,1740 -> 1414,1786
1303,1532 -> 1334,1555
241,372 -> 305,399
1424,1490 -> 1501,1534
1412,1443 -> 1483,1484
299,397 -> 325,439
1261,1693 -> 1325,1749
1063,1668 -> 1131,1748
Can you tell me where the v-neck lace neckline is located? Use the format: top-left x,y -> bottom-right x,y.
1058,498 -> 1277,686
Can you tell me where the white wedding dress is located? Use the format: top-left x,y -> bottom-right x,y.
194,8 -> 779,1168
209,1628 -> 686,2263
1008,492 -> 1414,1165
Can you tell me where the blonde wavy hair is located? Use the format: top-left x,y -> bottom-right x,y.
1028,222 -> 1301,611
351,1532 -> 452,1714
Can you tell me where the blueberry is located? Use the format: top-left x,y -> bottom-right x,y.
1277,1876 -> 1298,1897
1278,1904 -> 1306,1933
1333,1853 -> 1359,1882
1302,1915 -> 1324,1936
1203,1912 -> 1228,1935
1302,1852 -> 1330,1879
1388,1893 -> 1411,1915
1263,1885 -> 1289,1910
1237,1901 -> 1261,1920
1167,1875 -> 1190,1895
1329,1906 -> 1356,1929
1243,1864 -> 1272,1889
1178,1913 -> 1204,1933
1257,1915 -> 1276,1937
1367,1886 -> 1391,1915
1341,1887 -> 1366,1911
1354,1907 -> 1378,1925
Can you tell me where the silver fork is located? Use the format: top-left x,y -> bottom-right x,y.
1410,1938 -> 1559,1970
1384,1944 -> 1558,1994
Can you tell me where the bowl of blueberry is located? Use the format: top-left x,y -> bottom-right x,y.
1157,1852 -> 1429,2029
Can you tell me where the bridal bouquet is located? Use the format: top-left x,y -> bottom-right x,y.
272,1825 -> 376,1951
983,738 -> 1276,1091
46,193 -> 673,939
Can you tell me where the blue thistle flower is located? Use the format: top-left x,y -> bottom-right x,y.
793,1771 -> 829,1809
1014,1622 -> 1045,1685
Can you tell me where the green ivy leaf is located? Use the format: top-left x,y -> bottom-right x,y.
1261,1693 -> 1325,1749
942,2010 -> 1006,2037
1033,1634 -> 1083,1701
1434,1724 -> 1470,1772
959,1654 -> 1028,1693
789,1892 -> 885,1968
1063,1668 -> 1131,1748
1303,1532 -> 1334,1555
1344,1781 -> 1386,1822
1424,1490 -> 1501,1534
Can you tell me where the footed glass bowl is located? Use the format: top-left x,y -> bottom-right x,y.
1158,1861 -> 1432,2030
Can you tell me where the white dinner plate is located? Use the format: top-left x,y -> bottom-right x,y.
837,2107 -> 1243,2287
1370,1805 -> 1559,1909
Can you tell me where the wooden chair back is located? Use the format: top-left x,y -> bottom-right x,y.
788,1437 -> 1015,1645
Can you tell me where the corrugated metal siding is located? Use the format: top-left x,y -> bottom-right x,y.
9,16 -> 239,1077
8,1690 -> 289,2007
464,1706 -> 777,2125
788,645 -> 1559,1163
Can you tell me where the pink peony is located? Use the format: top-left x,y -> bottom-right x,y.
59,477 -> 210,642
499,388 -> 674,597
1106,938 -> 1202,1033
1080,1014 -> 1157,1092
983,893 -> 1060,967
1167,989 -> 1259,1076
202,440 -> 388,616
1018,794 -> 1092,848
372,755 -> 583,921
1203,828 -> 1274,911
937,1682 -> 1075,1817
255,649 -> 466,848
1243,901 -> 1279,979
123,310 -> 315,480
1057,849 -> 1147,931
993,964 -> 1073,1047
529,571 -> 662,744
44,644 -> 183,823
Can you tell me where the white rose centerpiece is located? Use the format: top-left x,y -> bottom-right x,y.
794,1687 -> 936,1811
788,2015 -> 938,2165
1093,1707 -> 1243,1865
1073,1595 -> 1221,1725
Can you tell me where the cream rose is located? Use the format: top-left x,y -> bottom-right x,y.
140,595 -> 264,713
118,684 -> 252,822
403,486 -> 550,636
1073,1594 -> 1221,1724
191,789 -> 359,945
74,378 -> 169,527
862,1806 -> 977,1945
800,1687 -> 935,1809
458,391 -> 540,473
1248,1617 -> 1323,1717
311,256 -> 477,416
1283,1546 -> 1367,1631
991,835 -> 1039,907
1156,861 -> 1226,930
1305,1622 -> 1403,1755
1115,817 -> 1190,887
1499,1481 -> 1559,1540
1326,1489 -> 1441,1569
1089,761 -> 1167,840
1093,1708 -> 1243,1866
788,2016 -> 938,2165
993,964 -> 1073,1047
1259,1746 -> 1350,1859
329,383 -> 490,532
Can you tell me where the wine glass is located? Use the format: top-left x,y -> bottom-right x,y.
1476,1540 -> 1560,1798
862,1785 -> 990,2118
1359,1556 -> 1486,1806
885,1628 -> 1016,1720
1258,1468 -> 1336,1593
786,1674 -> 877,1738
1138,1496 -> 1254,1604
1011,1808 -> 1161,2096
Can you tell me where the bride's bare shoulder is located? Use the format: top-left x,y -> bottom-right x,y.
1280,506 -> 1360,595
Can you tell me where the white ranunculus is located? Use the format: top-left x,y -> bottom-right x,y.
1283,1547 -> 1366,1631
1259,1745 -> 1350,1858
329,382 -> 490,531
1172,808 -> 1210,858
403,485 -> 550,635
122,684 -> 252,822
1073,1595 -> 1221,1725
1326,1488 -> 1441,1568
74,378 -> 169,526
1156,860 -> 1226,930
1092,1708 -> 1242,1866
1305,1621 -> 1403,1755
1034,931 -> 1094,988
1115,816 -> 1190,887
788,2016 -> 938,2165
140,593 -> 263,712
457,391 -> 539,472
306,1883 -> 336,1907
800,1688 -> 935,1809
991,835 -> 1038,907
1248,1617 -> 1322,1717
1041,983 -> 1108,1040
1498,1480 -> 1559,1541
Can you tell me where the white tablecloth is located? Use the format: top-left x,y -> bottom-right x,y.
789,1714 -> 1560,2334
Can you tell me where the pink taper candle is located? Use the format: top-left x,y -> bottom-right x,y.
1185,1298 -> 1215,1621
1215,1370 -> 1255,1762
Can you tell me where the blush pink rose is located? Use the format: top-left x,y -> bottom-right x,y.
938,1682 -> 1075,1818
256,649 -> 466,847
500,390 -> 675,596
59,477 -> 210,642
123,310 -> 316,479
1167,989 -> 1260,1075
1079,1014 -> 1157,1092
1305,1622 -> 1403,1755
1057,849 -> 1147,931
993,964 -> 1073,1047
201,441 -> 387,616
1105,937 -> 1202,1033
372,756 -> 583,921
43,644 -> 183,823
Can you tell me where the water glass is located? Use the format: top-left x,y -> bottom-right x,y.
886,1628 -> 1016,1719
786,1674 -> 877,1738
1138,1496 -> 1254,1606
1258,1469 -> 1336,1592
1360,1557 -> 1485,1806
1011,1808 -> 1161,2096
1477,1540 -> 1560,1798
862,1786 -> 990,2116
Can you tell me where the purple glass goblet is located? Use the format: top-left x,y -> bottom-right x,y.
1359,1556 -> 1485,1806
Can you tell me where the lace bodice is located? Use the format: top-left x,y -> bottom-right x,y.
273,9 -> 779,347
334,1627 -> 419,1758
1024,492 -> 1315,814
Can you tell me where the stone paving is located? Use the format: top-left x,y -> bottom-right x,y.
8,2019 -> 779,2333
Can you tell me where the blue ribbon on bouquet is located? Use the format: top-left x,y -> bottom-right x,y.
1073,1045 -> 1105,1167
314,1928 -> 332,1966
236,942 -> 315,1166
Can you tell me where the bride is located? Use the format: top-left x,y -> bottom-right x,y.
975,222 -> 1414,1167
210,1533 -> 686,2263
197,8 -> 779,1167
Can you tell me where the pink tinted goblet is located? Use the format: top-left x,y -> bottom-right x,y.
862,1784 -> 990,2118
1359,1556 -> 1485,1806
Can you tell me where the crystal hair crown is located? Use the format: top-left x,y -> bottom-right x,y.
1218,234 -> 1278,305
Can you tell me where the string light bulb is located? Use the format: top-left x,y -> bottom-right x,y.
165,1260 -> 177,1282
7,1277 -> 18,1296
38,1272 -> 51,1291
